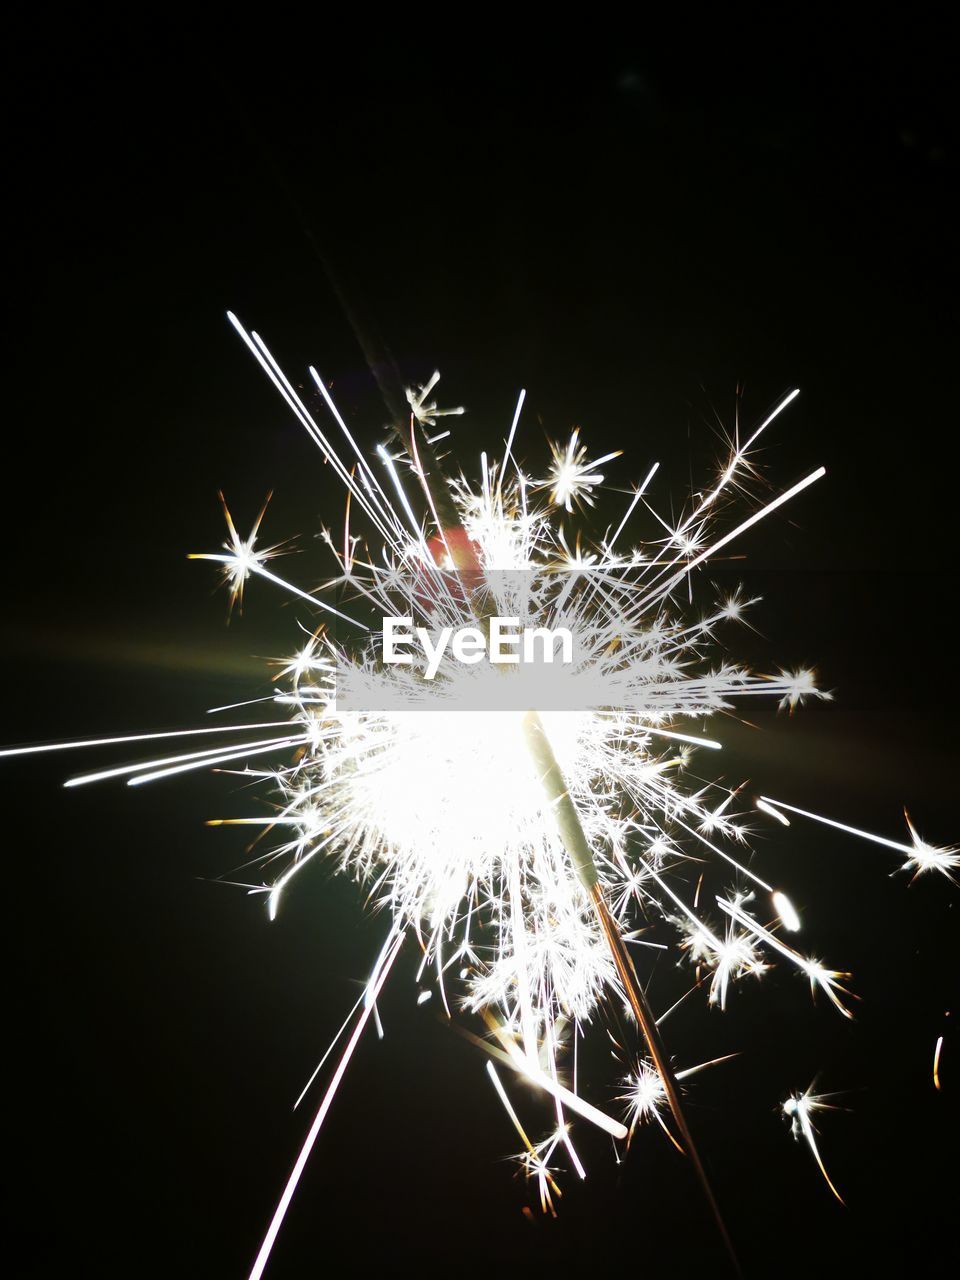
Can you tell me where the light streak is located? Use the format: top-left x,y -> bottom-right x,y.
609,461 -> 660,549
248,931 -> 403,1280
679,388 -> 800,533
759,797 -> 959,881
717,896 -> 853,1018
772,890 -> 802,932
501,387 -> 526,476
486,1061 -> 563,1214
757,798 -> 790,826
128,735 -> 310,786
783,1086 -> 844,1204
65,733 -> 302,788
187,553 -> 368,630
630,467 -> 826,615
487,1019 -> 628,1140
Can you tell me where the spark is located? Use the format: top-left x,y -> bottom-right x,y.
486,1062 -> 563,1215
619,1054 -> 736,1147
187,550 -> 368,629
619,1058 -> 671,1143
208,491 -> 279,617
680,912 -> 770,1010
486,1017 -> 628,1140
405,370 -> 465,428
717,896 -> 853,1018
772,890 -> 802,932
609,462 -> 660,550
759,797 -> 959,882
248,931 -> 404,1280
501,388 -> 526,476
544,427 -> 622,513
757,798 -> 790,826
783,1086 -> 844,1204
64,732 -> 304,788
128,734 -> 310,787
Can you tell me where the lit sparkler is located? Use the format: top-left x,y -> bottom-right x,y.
3,315 -> 954,1277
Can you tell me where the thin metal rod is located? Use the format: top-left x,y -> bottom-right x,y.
591,884 -> 742,1277
523,709 -> 741,1276
406,399 -> 742,1276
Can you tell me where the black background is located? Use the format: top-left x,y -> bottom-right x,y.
4,9 -> 958,1279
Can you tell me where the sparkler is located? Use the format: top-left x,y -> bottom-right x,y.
3,315 -> 955,1277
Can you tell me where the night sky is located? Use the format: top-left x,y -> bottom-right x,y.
5,12 -> 958,1279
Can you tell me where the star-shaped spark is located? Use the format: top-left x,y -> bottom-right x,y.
619,1054 -> 735,1148
544,427 -> 622,513
618,1058 -> 669,1142
188,491 -> 285,618
683,918 -> 770,1010
405,371 -> 465,430
776,668 -> 831,713
902,811 -> 960,882
757,798 -> 959,883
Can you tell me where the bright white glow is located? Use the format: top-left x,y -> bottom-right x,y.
757,798 -> 791,826
772,890 -> 802,932
0,721 -> 298,760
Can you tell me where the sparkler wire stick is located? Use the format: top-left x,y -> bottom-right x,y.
405,416 -> 743,1274
523,708 -> 742,1274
